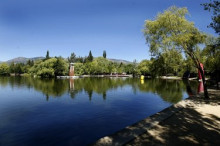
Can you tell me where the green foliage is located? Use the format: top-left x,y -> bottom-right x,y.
144,6 -> 206,58
143,6 -> 207,74
0,63 -> 10,76
14,63 -> 24,75
76,56 -> 84,63
74,57 -> 137,75
9,62 -> 15,73
68,52 -> 77,63
9,61 -> 34,75
54,57 -> 69,76
124,64 -> 135,74
8,63 -> 25,75
203,36 -> 220,78
87,50 -> 93,62
202,0 -> 220,34
27,60 -> 34,66
83,62 -> 92,74
183,57 -> 197,73
137,60 -> 151,75
143,6 -> 209,97
103,50 -> 107,58
91,57 -> 111,74
162,49 -> 183,76
46,50 -> 50,60
147,49 -> 183,77
30,58 -> 68,78
149,57 -> 165,77
201,1 -> 220,82
74,63 -> 85,75
37,68 -> 54,78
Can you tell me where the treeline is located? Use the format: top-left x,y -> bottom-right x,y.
0,50 -> 135,77
0,41 -> 219,78
141,37 -> 219,78
0,50 -> 137,77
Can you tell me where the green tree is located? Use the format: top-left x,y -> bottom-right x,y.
0,63 -> 10,76
202,0 -> 220,87
14,63 -> 24,75
84,62 -> 92,74
37,68 -> 54,78
202,0 -> 220,34
87,50 -> 93,62
183,57 -> 197,74
179,45 -> 205,77
132,60 -> 138,76
149,57 -> 166,77
143,6 -> 208,98
103,50 -> 107,58
91,57 -> 110,74
161,49 -> 183,76
75,56 -> 84,63
203,36 -> 220,72
46,50 -> 50,60
29,58 -> 68,78
68,52 -> 76,63
137,60 -> 151,76
108,62 -> 114,75
9,62 -> 15,74
23,60 -> 34,74
54,57 -> 69,76
124,64 -> 135,75
27,60 -> 34,66
74,63 -> 85,75
203,35 -> 220,85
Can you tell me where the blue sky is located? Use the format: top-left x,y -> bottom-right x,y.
0,0 -> 216,62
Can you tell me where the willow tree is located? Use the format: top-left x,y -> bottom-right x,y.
143,6 -> 209,98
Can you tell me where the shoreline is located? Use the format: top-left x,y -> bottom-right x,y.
92,89 -> 220,146
3,74 -> 214,83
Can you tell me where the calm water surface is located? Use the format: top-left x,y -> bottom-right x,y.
0,77 -> 198,146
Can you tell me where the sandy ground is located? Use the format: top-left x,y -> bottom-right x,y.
126,89 -> 220,146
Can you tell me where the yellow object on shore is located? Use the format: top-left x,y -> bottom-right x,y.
141,75 -> 144,80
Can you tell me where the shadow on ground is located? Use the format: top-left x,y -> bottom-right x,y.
126,98 -> 220,146
92,90 -> 220,146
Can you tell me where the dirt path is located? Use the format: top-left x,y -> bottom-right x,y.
126,89 -> 220,146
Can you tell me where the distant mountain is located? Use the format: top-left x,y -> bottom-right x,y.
108,58 -> 132,64
1,57 -> 132,65
5,57 -> 45,64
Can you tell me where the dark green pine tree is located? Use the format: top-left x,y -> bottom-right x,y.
68,52 -> 77,63
103,50 -> 106,58
46,50 -> 50,60
87,50 -> 93,62
27,60 -> 34,66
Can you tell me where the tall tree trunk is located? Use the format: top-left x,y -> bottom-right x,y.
186,51 -> 209,99
198,64 -> 209,99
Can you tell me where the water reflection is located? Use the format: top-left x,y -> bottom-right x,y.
0,77 -> 200,146
183,79 -> 198,97
197,81 -> 204,93
0,77 -> 198,103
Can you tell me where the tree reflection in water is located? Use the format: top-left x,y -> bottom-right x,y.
0,77 -> 198,103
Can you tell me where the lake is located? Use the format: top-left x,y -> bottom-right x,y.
0,77 -> 198,146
